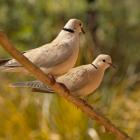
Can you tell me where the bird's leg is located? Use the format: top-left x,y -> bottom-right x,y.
58,82 -> 70,94
80,98 -> 88,105
47,73 -> 56,85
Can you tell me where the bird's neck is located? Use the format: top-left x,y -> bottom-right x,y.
91,63 -> 98,70
87,64 -> 105,93
91,62 -> 106,71
62,27 -> 75,33
54,29 -> 79,42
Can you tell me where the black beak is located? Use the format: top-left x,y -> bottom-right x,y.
81,27 -> 85,34
107,62 -> 117,69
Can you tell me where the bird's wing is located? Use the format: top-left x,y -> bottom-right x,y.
57,66 -> 89,92
27,42 -> 73,68
1,42 -> 73,68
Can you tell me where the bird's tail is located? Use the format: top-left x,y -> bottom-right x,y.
0,58 -> 11,70
0,59 -> 11,66
11,80 -> 54,93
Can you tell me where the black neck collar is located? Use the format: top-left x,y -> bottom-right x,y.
91,63 -> 98,69
62,28 -> 74,33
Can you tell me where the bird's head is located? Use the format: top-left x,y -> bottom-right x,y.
92,54 -> 115,70
63,19 -> 85,34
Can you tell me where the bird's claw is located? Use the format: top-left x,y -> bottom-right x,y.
58,82 -> 70,93
47,74 -> 56,85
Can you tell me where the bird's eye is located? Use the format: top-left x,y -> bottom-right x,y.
79,23 -> 81,26
102,59 -> 106,62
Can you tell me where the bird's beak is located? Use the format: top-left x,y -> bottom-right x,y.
107,62 -> 117,69
81,27 -> 85,34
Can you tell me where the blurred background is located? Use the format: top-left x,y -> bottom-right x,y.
0,0 -> 140,140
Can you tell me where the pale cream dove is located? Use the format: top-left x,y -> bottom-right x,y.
0,19 -> 85,76
11,54 -> 115,97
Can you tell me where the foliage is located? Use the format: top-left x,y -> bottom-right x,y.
0,0 -> 140,140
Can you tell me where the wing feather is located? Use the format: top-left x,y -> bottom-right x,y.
57,66 -> 89,92
2,42 -> 72,69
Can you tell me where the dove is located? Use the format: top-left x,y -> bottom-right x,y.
11,54 -> 115,97
0,18 -> 85,76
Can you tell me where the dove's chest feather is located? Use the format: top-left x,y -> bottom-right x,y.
48,35 -> 80,75
74,69 -> 105,97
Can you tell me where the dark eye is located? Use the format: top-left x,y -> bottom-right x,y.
79,23 -> 81,26
102,59 -> 106,62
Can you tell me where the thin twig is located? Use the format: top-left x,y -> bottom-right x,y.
0,32 -> 133,140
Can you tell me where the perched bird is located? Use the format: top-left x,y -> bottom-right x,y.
12,54 -> 115,97
0,19 -> 85,76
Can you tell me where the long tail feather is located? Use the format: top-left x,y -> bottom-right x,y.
11,80 -> 54,93
0,59 -> 11,66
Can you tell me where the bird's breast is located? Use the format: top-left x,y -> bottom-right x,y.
48,39 -> 79,76
74,70 -> 104,97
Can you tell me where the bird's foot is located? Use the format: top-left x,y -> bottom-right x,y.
79,98 -> 88,104
47,74 -> 56,85
58,82 -> 70,94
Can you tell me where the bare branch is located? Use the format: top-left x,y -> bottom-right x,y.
0,32 -> 133,140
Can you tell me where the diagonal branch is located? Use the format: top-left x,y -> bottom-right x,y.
0,32 -> 133,140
